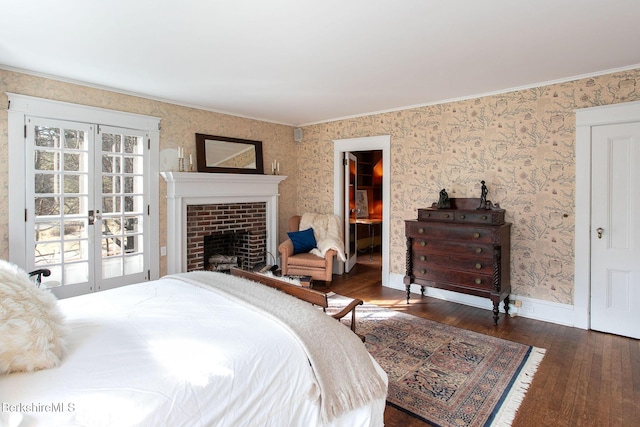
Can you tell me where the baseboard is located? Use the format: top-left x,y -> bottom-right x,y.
387,273 -> 578,328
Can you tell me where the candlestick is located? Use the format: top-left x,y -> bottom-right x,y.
189,154 -> 193,172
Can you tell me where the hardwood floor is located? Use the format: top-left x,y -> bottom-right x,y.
314,256 -> 640,427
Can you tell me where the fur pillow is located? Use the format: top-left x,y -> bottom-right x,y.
0,260 -> 67,374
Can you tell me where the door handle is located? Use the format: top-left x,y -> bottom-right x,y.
88,210 -> 102,225
597,227 -> 604,239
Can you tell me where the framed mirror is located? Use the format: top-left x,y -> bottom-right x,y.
195,134 -> 264,174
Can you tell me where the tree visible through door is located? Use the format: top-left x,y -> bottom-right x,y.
27,118 -> 149,298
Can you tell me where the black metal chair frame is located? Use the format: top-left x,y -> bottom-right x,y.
28,268 -> 51,288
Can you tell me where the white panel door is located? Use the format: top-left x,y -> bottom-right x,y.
590,122 -> 640,338
344,152 -> 358,272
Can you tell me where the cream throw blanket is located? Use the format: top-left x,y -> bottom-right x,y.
300,213 -> 347,262
171,271 -> 387,422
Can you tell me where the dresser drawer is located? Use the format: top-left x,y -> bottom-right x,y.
412,265 -> 495,291
405,200 -> 511,325
417,208 -> 504,224
411,239 -> 495,259
416,210 -> 455,222
412,253 -> 494,275
406,221 -> 497,243
455,211 -> 502,224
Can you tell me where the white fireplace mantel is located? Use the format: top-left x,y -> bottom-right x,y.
161,171 -> 287,274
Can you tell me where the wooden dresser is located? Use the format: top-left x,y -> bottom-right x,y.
404,198 -> 511,325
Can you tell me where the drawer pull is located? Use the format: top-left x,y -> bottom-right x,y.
420,269 -> 427,275
475,247 -> 482,254
420,241 -> 426,247
419,255 -> 426,261
460,214 -> 465,219
444,214 -> 450,218
475,263 -> 482,269
418,228 -> 424,234
482,215 -> 487,220
475,278 -> 482,285
473,232 -> 480,239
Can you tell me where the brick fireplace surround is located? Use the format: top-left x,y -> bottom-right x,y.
161,172 -> 287,274
186,202 -> 266,271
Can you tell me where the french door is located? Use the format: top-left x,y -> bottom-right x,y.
26,117 -> 150,298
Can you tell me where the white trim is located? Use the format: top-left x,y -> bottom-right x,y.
8,64 -> 638,128
6,93 -> 161,130
160,172 -> 286,274
574,100 -> 640,330
6,93 -> 161,281
301,64 -> 640,126
2,67 -> 291,126
388,273 -> 575,326
333,135 -> 391,287
7,106 -> 27,265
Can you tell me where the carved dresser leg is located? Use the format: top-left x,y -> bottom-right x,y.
492,301 -> 499,325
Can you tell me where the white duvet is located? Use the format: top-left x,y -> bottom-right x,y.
0,276 -> 386,427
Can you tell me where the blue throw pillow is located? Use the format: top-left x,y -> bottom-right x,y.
287,228 -> 317,254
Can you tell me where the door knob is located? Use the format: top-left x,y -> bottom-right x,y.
597,227 -> 604,239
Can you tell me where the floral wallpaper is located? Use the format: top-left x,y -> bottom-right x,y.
0,69 -> 298,277
298,68 -> 640,305
2,66 -> 639,305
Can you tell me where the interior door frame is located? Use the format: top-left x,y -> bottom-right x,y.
344,152 -> 358,272
333,135 -> 390,286
574,100 -> 640,329
7,93 -> 161,286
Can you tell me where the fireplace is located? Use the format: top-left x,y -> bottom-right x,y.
186,202 -> 266,271
161,172 -> 286,274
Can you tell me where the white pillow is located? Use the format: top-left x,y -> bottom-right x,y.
0,260 -> 67,374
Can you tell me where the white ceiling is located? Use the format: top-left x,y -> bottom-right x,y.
1,0 -> 639,126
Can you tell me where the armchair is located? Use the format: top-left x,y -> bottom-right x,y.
278,215 -> 342,283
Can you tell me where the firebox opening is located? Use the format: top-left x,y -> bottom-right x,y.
204,231 -> 265,272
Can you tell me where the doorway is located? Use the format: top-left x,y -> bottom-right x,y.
333,135 -> 390,287
8,94 -> 160,298
575,100 -> 640,338
353,150 -> 383,268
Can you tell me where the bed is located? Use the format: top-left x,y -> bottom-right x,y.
0,270 -> 387,427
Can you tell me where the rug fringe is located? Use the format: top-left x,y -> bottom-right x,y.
491,347 -> 546,427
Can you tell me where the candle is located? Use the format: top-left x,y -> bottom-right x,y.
277,162 -> 280,172
189,154 -> 193,165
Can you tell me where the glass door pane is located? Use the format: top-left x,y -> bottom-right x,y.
98,126 -> 148,289
27,117 -> 94,297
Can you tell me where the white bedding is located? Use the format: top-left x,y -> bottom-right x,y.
0,275 -> 386,427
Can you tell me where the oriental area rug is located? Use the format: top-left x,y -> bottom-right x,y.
326,294 -> 546,427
